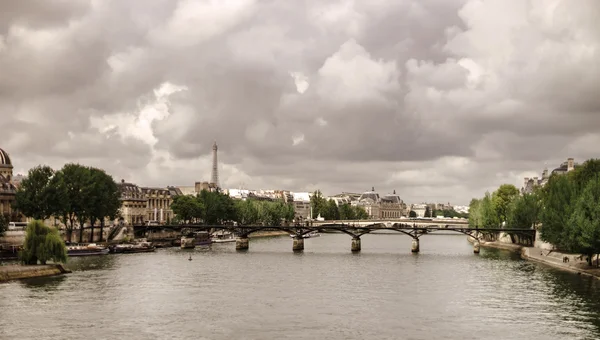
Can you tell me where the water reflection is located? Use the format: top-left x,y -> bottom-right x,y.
64,254 -> 118,272
20,275 -> 67,291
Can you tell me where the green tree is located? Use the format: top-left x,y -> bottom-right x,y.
569,159 -> 600,194
85,168 -> 121,242
566,178 -> 600,266
468,198 -> 481,228
171,195 -> 203,223
20,220 -> 67,265
197,190 -> 236,224
14,165 -> 59,220
492,184 -> 520,224
480,192 -> 499,228
234,199 -> 259,225
506,192 -> 540,229
539,174 -> 575,248
354,206 -> 369,219
339,203 -> 356,220
54,164 -> 91,242
0,214 -> 7,236
310,190 -> 327,219
323,199 -> 340,220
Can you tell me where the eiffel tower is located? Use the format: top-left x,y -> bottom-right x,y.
210,140 -> 220,189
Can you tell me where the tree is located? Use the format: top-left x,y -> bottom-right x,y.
539,174 -> 576,248
409,210 -> 417,218
53,164 -> 91,242
197,190 -> 236,224
20,220 -> 67,265
480,192 -> 499,228
14,165 -> 58,220
0,214 -> 7,237
567,178 -> 600,266
234,199 -> 259,225
85,168 -> 121,242
323,199 -> 340,220
468,198 -> 481,228
506,192 -> 540,229
339,203 -> 356,220
492,184 -> 520,224
354,206 -> 369,219
310,190 -> 327,218
569,159 -> 600,194
171,195 -> 203,223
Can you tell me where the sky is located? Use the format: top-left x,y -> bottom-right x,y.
1,0 -> 599,206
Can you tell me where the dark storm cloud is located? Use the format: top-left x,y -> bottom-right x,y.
1,0 -> 599,204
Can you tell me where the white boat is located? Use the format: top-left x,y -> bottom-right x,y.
304,231 -> 320,239
211,231 -> 236,243
290,231 -> 320,239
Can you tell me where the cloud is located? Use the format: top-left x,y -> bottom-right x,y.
1,0 -> 599,205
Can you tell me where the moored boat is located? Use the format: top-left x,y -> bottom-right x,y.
289,231 -> 320,239
193,231 -> 212,246
211,231 -> 236,243
67,243 -> 109,257
181,236 -> 196,249
110,241 -> 155,254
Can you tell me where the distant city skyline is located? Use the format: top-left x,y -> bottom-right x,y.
1,1 -> 599,206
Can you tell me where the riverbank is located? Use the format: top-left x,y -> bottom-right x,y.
473,238 -> 600,280
0,264 -> 71,283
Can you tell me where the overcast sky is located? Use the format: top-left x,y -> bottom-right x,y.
1,0 -> 599,205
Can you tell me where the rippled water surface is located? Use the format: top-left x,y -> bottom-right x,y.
2,233 -> 600,340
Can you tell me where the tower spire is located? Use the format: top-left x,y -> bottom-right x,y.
211,140 -> 219,189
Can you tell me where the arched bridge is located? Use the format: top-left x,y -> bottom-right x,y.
133,223 -> 534,254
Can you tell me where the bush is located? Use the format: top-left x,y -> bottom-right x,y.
20,220 -> 68,265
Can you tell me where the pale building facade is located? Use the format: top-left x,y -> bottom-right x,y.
142,187 -> 173,223
118,180 -> 148,225
521,157 -> 578,194
355,188 -> 405,219
0,148 -> 17,220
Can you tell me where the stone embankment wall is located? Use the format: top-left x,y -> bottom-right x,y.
0,264 -> 71,283
0,230 -> 25,245
472,231 -> 600,279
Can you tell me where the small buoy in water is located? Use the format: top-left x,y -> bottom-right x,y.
188,255 -> 192,261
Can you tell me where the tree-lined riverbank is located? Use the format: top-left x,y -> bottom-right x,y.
469,158 -> 600,267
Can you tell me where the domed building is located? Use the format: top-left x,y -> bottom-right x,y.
380,190 -> 407,218
0,147 -> 17,218
356,187 -> 407,219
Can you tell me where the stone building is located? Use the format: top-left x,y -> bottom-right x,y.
355,188 -> 406,219
521,157 -> 579,194
410,204 -> 428,217
380,190 -> 407,218
195,181 -> 218,193
292,192 -> 311,221
142,187 -> 174,223
0,148 -> 17,219
118,180 -> 148,225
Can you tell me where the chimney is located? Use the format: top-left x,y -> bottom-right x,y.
542,169 -> 548,178
567,158 -> 574,172
372,187 -> 375,192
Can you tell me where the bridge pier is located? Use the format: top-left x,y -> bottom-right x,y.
351,237 -> 361,252
473,239 -> 480,254
411,238 -> 420,253
293,237 -> 304,252
236,237 -> 249,251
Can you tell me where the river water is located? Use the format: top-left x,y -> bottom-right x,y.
1,233 -> 600,340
